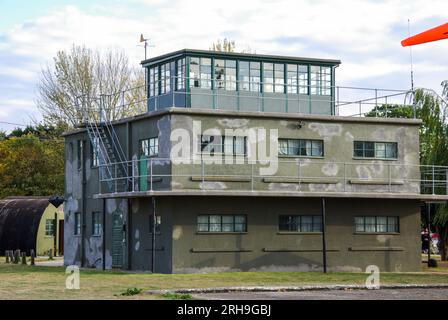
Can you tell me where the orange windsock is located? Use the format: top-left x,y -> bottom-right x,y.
401,23 -> 448,46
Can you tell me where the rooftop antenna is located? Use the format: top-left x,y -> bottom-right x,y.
407,19 -> 415,92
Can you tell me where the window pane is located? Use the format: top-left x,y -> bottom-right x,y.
375,143 -> 386,158
365,217 -> 376,232
235,215 -> 246,224
355,217 -> 365,232
223,136 -> 233,155
197,216 -> 208,224
289,139 -> 300,155
386,143 -> 397,159
274,64 -> 284,93
222,216 -> 233,224
234,223 -> 245,232
239,61 -> 250,91
365,142 -> 375,157
222,223 -> 233,232
278,139 -> 288,155
301,216 -> 312,232
377,216 -> 387,232
387,217 -> 398,232
209,215 -> 221,224
234,137 -> 245,155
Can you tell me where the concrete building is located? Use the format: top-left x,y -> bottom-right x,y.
63,49 -> 448,273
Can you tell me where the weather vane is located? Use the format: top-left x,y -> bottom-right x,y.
139,34 -> 155,60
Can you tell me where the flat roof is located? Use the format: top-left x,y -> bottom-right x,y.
62,107 -> 421,137
141,49 -> 342,67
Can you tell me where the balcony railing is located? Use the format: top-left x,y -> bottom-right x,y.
96,158 -> 448,197
76,77 -> 427,124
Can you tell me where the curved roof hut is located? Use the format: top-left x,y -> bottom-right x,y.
0,197 -> 64,256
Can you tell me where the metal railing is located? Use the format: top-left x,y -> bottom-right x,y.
74,76 -> 424,124
96,158 -> 448,197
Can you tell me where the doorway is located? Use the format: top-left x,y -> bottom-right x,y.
112,210 -> 124,268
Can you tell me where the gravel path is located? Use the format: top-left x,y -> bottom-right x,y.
193,288 -> 448,300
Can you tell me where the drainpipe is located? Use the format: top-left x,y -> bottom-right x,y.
81,139 -> 87,267
321,197 -> 327,273
152,197 -> 156,273
427,203 -> 431,267
54,212 -> 58,256
127,199 -> 132,270
102,198 -> 106,270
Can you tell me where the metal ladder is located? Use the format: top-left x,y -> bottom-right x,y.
78,94 -> 130,193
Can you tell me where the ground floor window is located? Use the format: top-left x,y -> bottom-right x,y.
45,219 -> 55,236
92,212 -> 102,236
197,215 -> 247,232
279,215 -> 322,232
354,216 -> 399,233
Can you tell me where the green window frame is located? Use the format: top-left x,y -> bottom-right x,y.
92,212 -> 102,236
45,219 -> 55,236
160,62 -> 171,94
354,216 -> 399,233
278,139 -> 324,157
354,141 -> 398,159
139,137 -> 159,157
149,66 -> 160,97
189,57 -> 212,89
214,59 -> 236,91
197,215 -> 247,233
310,66 -> 331,95
279,215 -> 322,232
200,135 -> 247,156
263,62 -> 284,93
239,61 -> 261,92
176,58 -> 186,90
74,212 -> 81,236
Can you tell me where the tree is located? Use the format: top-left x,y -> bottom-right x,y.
210,38 -> 236,52
37,45 -> 145,128
0,133 -> 64,198
366,88 -> 448,260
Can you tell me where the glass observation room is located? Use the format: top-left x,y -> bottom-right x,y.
142,49 -> 340,115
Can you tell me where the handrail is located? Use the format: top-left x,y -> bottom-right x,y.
95,157 -> 448,196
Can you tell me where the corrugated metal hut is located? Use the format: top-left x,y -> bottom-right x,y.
0,197 -> 64,256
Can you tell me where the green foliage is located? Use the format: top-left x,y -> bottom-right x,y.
367,87 -> 448,258
0,127 -> 64,198
120,287 -> 143,296
161,292 -> 193,300
366,89 -> 448,167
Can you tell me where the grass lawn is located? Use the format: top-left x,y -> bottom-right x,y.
1,260 -> 448,300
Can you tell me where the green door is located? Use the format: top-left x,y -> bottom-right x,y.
139,155 -> 148,192
111,210 -> 124,268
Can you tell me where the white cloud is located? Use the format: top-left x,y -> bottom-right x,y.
1,0 -> 448,130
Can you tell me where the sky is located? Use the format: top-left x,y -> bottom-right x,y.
1,0 -> 448,131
